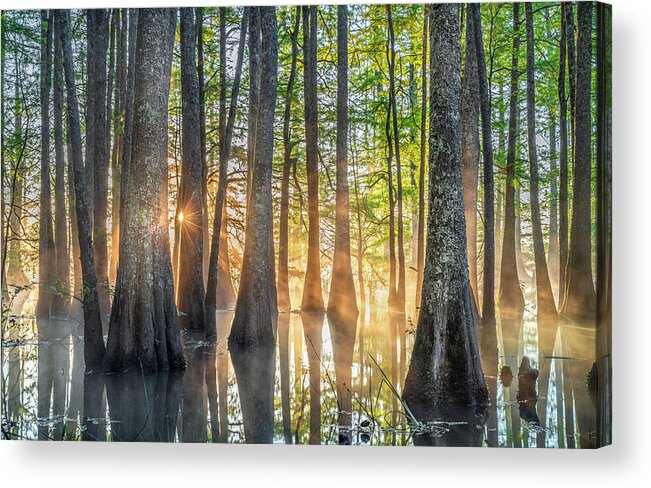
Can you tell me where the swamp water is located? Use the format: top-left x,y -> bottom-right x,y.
1,286 -> 596,446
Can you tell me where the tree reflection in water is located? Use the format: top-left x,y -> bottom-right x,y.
1,301 -> 597,446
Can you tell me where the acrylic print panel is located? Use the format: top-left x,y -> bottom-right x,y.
1,2 -> 611,447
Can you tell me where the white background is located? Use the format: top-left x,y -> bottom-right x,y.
1,0 -> 649,486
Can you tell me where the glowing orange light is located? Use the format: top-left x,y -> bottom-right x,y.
178,211 -> 184,223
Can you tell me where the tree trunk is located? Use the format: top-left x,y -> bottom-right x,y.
499,4 -> 525,318
499,3 -> 524,317
525,3 -> 557,322
562,2 -> 596,322
88,9 -> 110,320
177,7 -> 206,332
460,5 -> 480,308
415,5 -> 428,311
228,6 -> 278,349
327,4 -> 358,325
205,8 -> 248,340
470,4 -> 498,363
215,7 -> 237,310
120,9 -> 137,233
387,5 -> 406,313
197,7 -> 210,283
548,118 -> 559,295
104,8 -> 185,373
559,3 -> 570,305
403,3 -> 487,410
110,9 -> 127,284
37,10 -> 56,322
595,1 -> 612,447
301,6 -> 324,314
67,115 -> 82,303
385,96 -> 397,311
351,134 -> 366,309
53,13 -> 69,315
278,7 -> 300,313
57,9 -> 106,372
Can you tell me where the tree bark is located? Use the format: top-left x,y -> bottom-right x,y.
499,3 -> 525,318
301,6 -> 325,314
177,7 -> 206,332
327,4 -> 358,325
415,5 -> 428,311
104,8 -> 185,373
460,5 -> 480,308
37,10 -> 56,321
548,118 -> 559,293
205,8 -> 248,340
595,1 -> 612,447
469,4 -> 498,362
278,7 -> 300,313
53,13 -> 69,314
57,9 -> 106,372
387,5 -> 406,313
88,9 -> 110,319
525,3 -> 557,322
215,7 -> 237,310
109,9 -> 127,284
562,2 -> 596,322
120,9 -> 137,234
197,7 -> 210,283
228,6 -> 278,349
403,3 -> 487,410
559,3 -> 569,304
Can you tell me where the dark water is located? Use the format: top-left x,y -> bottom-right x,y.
1,286 -> 596,446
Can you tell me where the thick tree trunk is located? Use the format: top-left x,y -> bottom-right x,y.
499,4 -> 525,319
403,4 -> 487,410
228,6 -> 278,349
177,8 -> 206,332
53,14 -> 69,315
460,5 -> 480,308
328,5 -> 358,324
57,10 -> 106,372
301,6 -> 325,314
104,8 -> 185,373
88,9 -> 111,320
562,2 -> 596,323
415,6 -> 428,311
387,5 -> 406,313
37,10 -> 56,321
559,3 -> 570,304
205,8 -> 248,340
525,3 -> 557,322
278,7 -> 300,313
